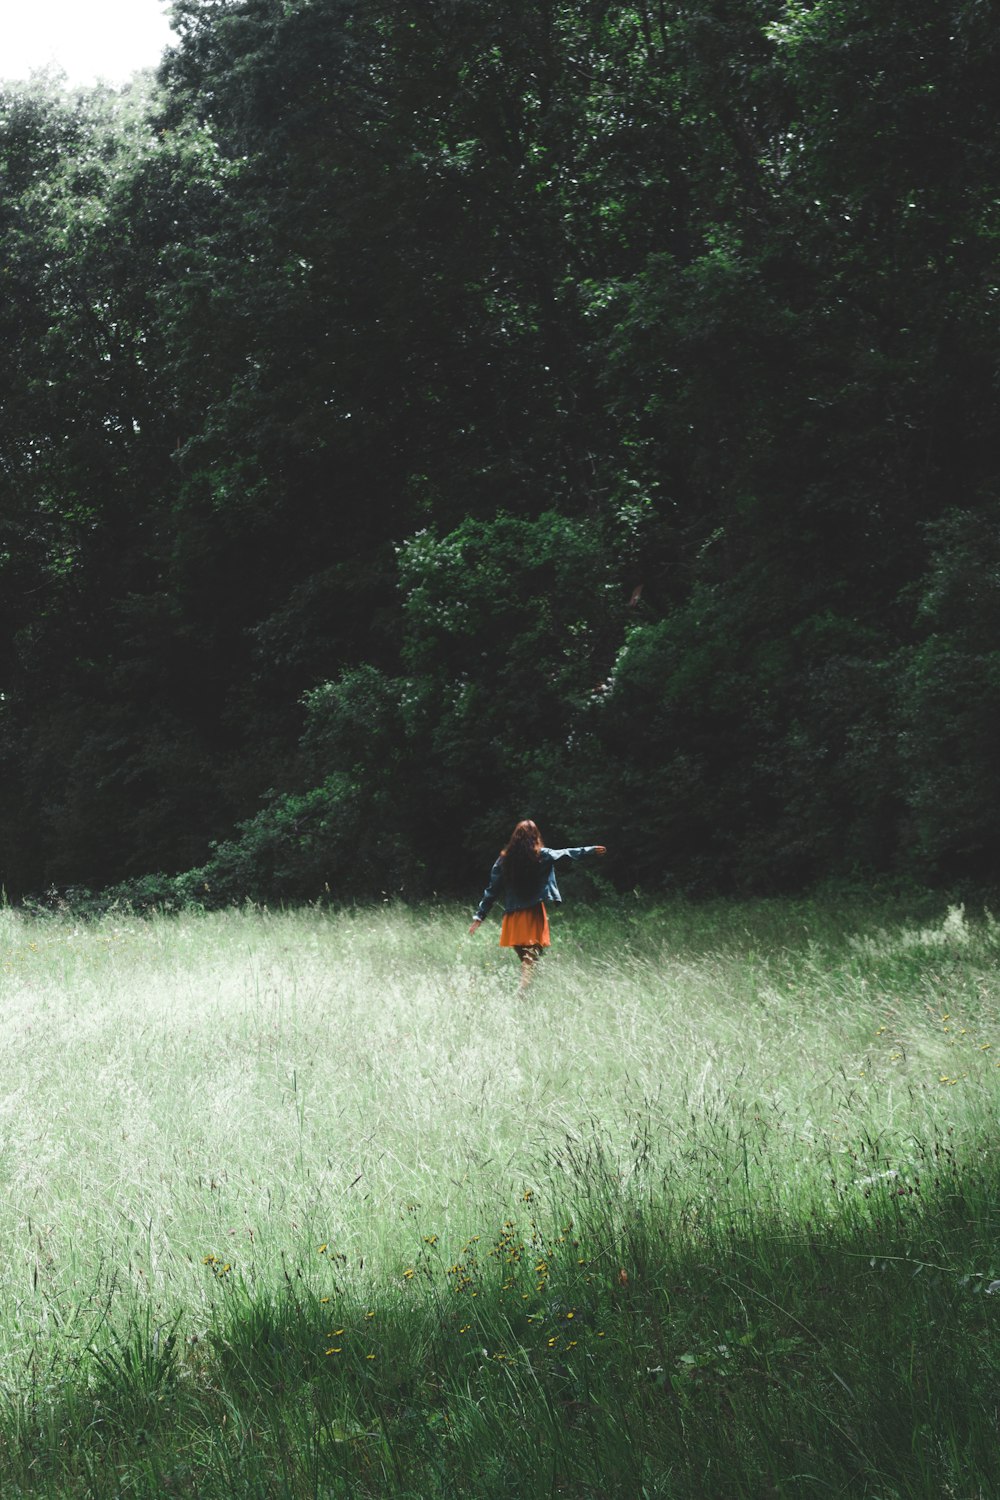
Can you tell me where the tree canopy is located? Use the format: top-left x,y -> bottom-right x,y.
0,0 -> 997,903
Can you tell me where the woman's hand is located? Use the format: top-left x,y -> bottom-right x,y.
596,846 -> 607,856
468,919 -> 482,935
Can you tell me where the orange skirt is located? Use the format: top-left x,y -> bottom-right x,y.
500,903 -> 550,949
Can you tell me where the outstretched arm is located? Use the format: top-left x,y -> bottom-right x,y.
469,857 -> 504,934
547,844 -> 607,861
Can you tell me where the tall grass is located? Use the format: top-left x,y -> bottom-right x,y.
0,894 -> 998,1495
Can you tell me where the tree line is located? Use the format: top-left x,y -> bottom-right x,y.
0,0 -> 997,905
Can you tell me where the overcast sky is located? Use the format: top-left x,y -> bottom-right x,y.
3,0 -> 177,88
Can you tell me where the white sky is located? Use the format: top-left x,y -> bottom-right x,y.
3,0 -> 178,88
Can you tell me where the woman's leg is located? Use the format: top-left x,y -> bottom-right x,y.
514,944 -> 542,991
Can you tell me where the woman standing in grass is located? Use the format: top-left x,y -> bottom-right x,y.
468,820 -> 606,989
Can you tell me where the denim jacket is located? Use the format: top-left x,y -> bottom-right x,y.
473,846 -> 600,923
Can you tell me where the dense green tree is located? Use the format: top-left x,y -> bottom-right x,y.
0,0 -> 997,900
0,80 -> 247,888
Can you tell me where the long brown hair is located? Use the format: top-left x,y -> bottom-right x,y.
501,819 -> 543,898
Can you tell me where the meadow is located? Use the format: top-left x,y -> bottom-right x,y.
0,893 -> 998,1497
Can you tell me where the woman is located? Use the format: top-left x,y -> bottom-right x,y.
468,820 -> 606,989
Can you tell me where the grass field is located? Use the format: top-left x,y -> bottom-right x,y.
0,893 -> 998,1497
